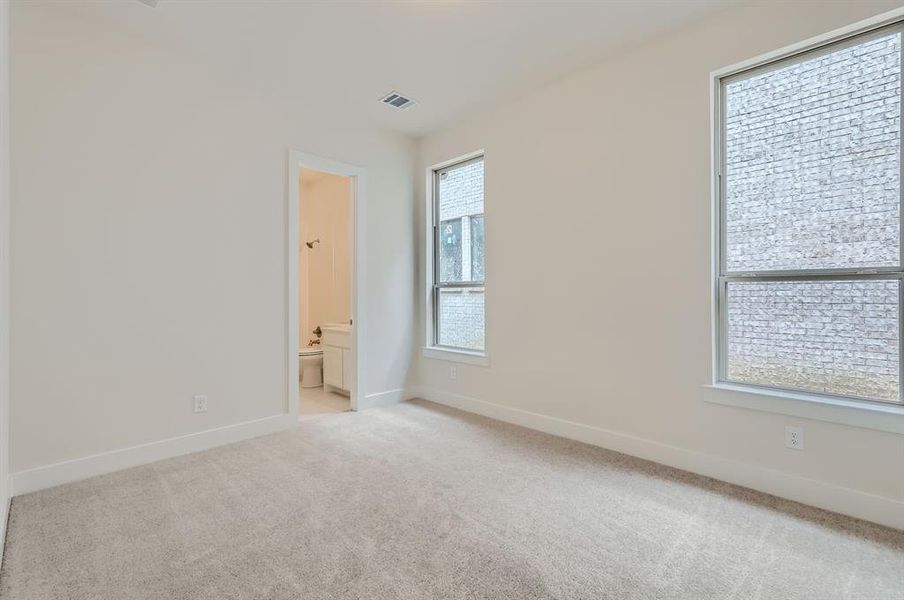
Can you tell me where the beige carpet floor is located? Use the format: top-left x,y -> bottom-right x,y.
1,400 -> 902,600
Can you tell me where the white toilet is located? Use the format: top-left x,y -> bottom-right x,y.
298,346 -> 324,388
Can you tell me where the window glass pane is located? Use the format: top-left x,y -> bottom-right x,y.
439,218 -> 462,282
438,159 -> 484,283
724,32 -> 901,272
471,215 -> 485,281
726,280 -> 900,402
437,287 -> 485,351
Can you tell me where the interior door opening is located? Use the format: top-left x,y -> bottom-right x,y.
297,167 -> 353,418
288,152 -> 363,420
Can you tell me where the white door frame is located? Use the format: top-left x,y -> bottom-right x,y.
286,150 -> 365,416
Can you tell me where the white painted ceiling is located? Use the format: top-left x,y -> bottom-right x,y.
72,0 -> 738,137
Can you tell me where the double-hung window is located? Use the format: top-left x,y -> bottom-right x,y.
431,155 -> 485,352
715,23 -> 903,405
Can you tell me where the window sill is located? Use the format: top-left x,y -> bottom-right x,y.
422,346 -> 489,367
703,383 -> 904,435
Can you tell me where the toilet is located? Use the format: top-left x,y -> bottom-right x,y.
298,346 -> 324,388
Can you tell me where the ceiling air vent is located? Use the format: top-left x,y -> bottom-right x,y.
380,91 -> 416,110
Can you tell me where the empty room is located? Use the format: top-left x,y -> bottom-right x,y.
0,0 -> 903,598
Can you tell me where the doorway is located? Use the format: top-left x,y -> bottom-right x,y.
287,151 -> 365,420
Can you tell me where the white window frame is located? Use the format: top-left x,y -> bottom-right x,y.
423,151 -> 489,366
705,8 -> 904,434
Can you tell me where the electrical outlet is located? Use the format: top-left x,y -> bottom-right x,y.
785,425 -> 804,450
449,366 -> 457,380
193,395 -> 208,414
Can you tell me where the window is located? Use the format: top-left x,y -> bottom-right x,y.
439,218 -> 463,282
432,156 -> 485,352
470,215 -> 485,281
716,24 -> 902,405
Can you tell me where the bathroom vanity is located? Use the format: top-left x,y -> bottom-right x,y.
322,323 -> 353,394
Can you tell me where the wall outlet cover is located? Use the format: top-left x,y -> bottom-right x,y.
193,395 -> 208,414
785,425 -> 804,450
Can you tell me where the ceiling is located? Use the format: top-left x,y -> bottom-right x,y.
60,0 -> 738,138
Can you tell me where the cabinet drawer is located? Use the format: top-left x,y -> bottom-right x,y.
322,329 -> 351,349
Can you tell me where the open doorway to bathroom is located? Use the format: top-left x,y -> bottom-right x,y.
287,151 -> 364,420
297,167 -> 353,418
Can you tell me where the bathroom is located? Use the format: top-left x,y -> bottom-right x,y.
297,167 -> 353,417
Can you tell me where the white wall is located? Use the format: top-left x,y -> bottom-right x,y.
299,171 -> 352,345
10,3 -> 416,476
415,1 -> 904,527
0,0 -> 10,554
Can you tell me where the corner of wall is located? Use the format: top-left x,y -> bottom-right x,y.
0,0 -> 11,565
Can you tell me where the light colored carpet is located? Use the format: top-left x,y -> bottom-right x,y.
1,400 -> 902,600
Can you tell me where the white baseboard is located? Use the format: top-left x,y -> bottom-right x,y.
12,413 -> 298,496
359,388 -> 413,410
409,386 -> 904,531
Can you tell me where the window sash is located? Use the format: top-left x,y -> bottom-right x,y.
714,21 -> 904,405
437,217 -> 464,284
469,214 -> 485,282
432,156 -> 485,350
432,285 -> 486,352
717,273 -> 903,404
